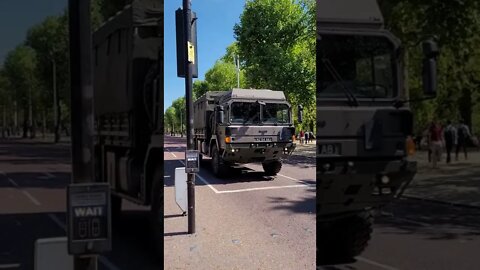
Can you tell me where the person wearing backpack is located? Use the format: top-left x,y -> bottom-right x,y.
444,120 -> 457,163
456,120 -> 472,160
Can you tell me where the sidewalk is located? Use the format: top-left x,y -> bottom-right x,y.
293,140 -> 316,158
403,150 -> 480,208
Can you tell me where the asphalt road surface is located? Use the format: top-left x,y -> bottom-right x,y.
2,138 -> 480,269
0,138 -> 159,270
164,135 -> 316,269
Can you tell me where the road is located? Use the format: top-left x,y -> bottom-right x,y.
0,138 -> 159,270
164,135 -> 316,269
2,137 -> 480,269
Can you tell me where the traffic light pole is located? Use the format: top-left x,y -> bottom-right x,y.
183,0 -> 196,234
68,0 -> 97,269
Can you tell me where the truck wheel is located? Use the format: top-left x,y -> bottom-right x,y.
262,160 -> 282,176
150,166 -> 163,256
318,211 -> 373,263
211,145 -> 227,178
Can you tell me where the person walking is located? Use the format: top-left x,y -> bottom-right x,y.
444,120 -> 457,164
428,121 -> 444,168
310,131 -> 315,143
304,131 -> 309,144
300,130 -> 305,144
456,120 -> 471,160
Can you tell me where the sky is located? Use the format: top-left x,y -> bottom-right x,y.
164,0 -> 246,111
0,0 -> 67,64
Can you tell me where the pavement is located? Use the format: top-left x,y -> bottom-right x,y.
164,135 -> 316,269
403,149 -> 480,208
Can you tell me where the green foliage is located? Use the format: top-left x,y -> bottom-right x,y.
234,0 -> 316,131
380,0 -> 480,133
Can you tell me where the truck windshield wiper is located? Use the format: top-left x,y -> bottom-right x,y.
321,58 -> 359,107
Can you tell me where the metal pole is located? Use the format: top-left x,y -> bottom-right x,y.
68,0 -> 97,269
235,55 -> 240,88
183,0 -> 195,234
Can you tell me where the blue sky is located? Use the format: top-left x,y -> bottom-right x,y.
0,0 -> 67,64
164,0 -> 246,110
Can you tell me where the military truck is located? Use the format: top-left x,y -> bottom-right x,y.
92,0 -> 164,252
193,89 -> 300,177
317,0 -> 438,261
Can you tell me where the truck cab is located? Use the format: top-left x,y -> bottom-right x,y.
317,0 -> 438,261
194,89 -> 297,177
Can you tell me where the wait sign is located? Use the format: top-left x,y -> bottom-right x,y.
67,183 -> 111,255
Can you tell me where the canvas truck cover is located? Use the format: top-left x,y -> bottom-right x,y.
317,0 -> 384,30
93,0 -> 162,116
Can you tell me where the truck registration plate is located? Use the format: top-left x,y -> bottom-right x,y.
318,143 -> 341,156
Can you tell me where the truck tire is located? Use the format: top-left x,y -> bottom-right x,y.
150,166 -> 163,256
262,160 -> 282,176
318,211 -> 373,263
211,145 -> 228,178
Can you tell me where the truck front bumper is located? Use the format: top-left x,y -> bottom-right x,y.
222,142 -> 295,164
318,159 -> 416,217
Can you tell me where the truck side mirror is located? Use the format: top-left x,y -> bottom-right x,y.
297,105 -> 303,124
422,40 -> 439,97
216,105 -> 224,124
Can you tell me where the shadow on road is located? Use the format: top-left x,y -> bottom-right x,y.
375,199 -> 480,241
268,184 -> 316,214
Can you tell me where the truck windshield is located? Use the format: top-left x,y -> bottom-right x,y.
230,102 -> 260,124
262,103 -> 290,124
318,34 -> 396,99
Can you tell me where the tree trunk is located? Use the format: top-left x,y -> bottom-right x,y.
459,88 -> 472,129
42,110 -> 46,139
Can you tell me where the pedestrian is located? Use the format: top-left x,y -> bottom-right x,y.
428,121 -> 444,168
310,131 -> 314,143
300,130 -> 304,144
424,125 -> 432,162
444,120 -> 457,164
305,131 -> 309,144
456,120 -> 471,160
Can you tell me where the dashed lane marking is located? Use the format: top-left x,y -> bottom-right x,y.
7,177 -> 41,206
0,264 -> 21,269
356,256 -> 400,270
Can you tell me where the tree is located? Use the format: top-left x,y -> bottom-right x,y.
165,107 -> 177,134
379,0 -> 480,133
171,97 -> 186,136
234,0 -> 316,131
3,46 -> 39,138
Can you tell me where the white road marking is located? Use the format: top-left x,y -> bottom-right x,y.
164,175 -> 171,178
7,177 -> 41,206
7,178 -> 19,188
167,149 -> 313,194
0,264 -> 21,269
357,256 -> 400,270
21,190 -> 41,206
47,213 -> 66,231
47,213 -> 120,270
44,172 -> 55,178
195,174 -> 221,194
215,184 -> 314,194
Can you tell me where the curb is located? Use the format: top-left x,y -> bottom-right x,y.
402,194 -> 480,210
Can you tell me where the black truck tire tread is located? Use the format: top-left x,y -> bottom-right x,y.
318,211 -> 373,263
212,145 -> 228,178
262,160 -> 282,176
